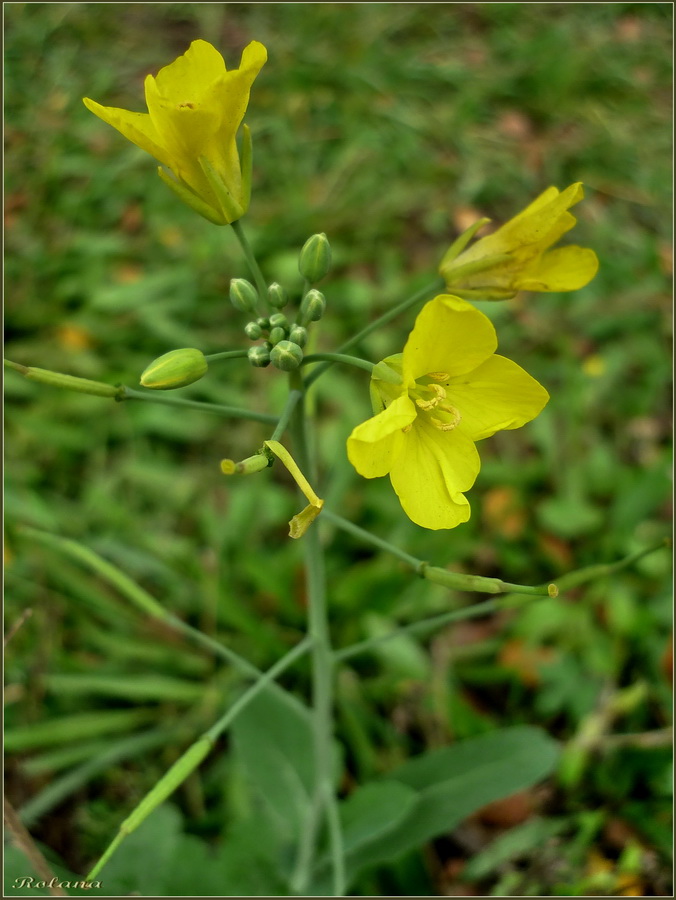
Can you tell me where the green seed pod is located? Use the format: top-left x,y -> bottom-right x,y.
270,340 -> 303,371
229,278 -> 258,313
244,321 -> 263,340
288,325 -> 308,348
300,288 -> 326,323
140,348 -> 208,390
269,326 -> 286,345
269,312 -> 289,329
267,282 -> 288,309
298,233 -> 332,283
248,345 -> 271,368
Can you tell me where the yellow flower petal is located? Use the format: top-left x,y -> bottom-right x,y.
347,394 -> 415,479
403,294 -> 497,381
389,420 -> 478,529
152,39 -> 226,97
517,246 -> 599,292
82,99 -> 172,168
447,355 -> 549,441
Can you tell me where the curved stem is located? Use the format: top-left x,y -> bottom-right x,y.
303,276 -> 444,387
301,352 -> 375,377
120,386 -> 277,425
230,219 -> 269,308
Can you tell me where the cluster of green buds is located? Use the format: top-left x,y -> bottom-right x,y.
138,233 -> 332,388
238,232 -> 332,372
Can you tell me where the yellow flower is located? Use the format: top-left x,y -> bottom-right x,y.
83,39 -> 267,225
440,183 -> 599,299
347,295 -> 549,530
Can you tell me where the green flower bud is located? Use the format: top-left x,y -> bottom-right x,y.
299,233 -> 332,283
244,321 -> 263,340
269,312 -> 289,329
248,345 -> 271,368
288,325 -> 308,348
300,288 -> 326,324
140,348 -> 208,390
269,326 -> 286,345
270,340 -> 303,371
256,317 -> 270,331
267,282 -> 288,309
229,278 -> 258,313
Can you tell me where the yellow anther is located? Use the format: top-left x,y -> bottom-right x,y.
402,423 -> 412,434
428,372 -> 450,381
439,404 -> 462,427
416,397 -> 436,410
431,416 -> 460,432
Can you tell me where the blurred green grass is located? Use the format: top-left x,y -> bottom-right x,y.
4,3 -> 672,895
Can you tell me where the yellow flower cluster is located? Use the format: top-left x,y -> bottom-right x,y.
83,42 -> 598,532
348,186 -> 598,529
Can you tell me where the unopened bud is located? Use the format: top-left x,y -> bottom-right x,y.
140,348 -> 208,390
267,282 -> 288,309
299,233 -> 332,283
244,321 -> 263,340
269,326 -> 286,345
220,454 -> 270,476
229,278 -> 258,313
299,289 -> 326,324
248,345 -> 271,368
269,312 -> 289,329
256,317 -> 270,331
288,325 -> 308,348
270,340 -> 303,371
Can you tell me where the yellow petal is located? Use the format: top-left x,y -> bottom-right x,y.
215,42 -> 268,143
347,394 -> 415,479
389,419 -> 479,529
517,246 -> 599,292
447,355 -> 549,441
449,183 -> 585,267
403,295 -> 497,382
152,40 -> 226,98
82,99 -> 172,169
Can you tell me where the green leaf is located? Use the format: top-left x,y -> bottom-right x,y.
346,726 -> 560,880
341,781 -> 418,854
230,687 -> 318,839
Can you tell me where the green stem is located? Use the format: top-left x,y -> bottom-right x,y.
230,219 -> 269,307
5,358 -> 123,399
270,389 -> 303,442
333,597 -> 503,663
303,276 -> 444,388
323,510 -> 554,596
287,373 -> 344,897
120,385 -> 277,425
203,350 -> 250,363
301,352 -> 376,377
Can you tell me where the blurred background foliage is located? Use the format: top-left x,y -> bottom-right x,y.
4,3 -> 672,896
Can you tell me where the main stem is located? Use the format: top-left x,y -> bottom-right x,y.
288,372 -> 343,896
